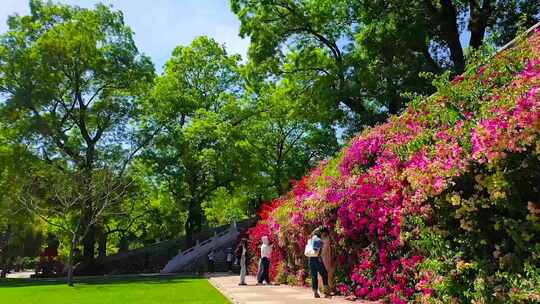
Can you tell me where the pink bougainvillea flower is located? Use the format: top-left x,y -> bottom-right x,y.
245,28 -> 540,303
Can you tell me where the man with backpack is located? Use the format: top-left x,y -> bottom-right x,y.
304,227 -> 331,298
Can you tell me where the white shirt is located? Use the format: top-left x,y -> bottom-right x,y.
260,244 -> 272,258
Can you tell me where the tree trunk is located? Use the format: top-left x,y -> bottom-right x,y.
80,155 -> 96,263
440,0 -> 465,73
97,228 -> 107,260
67,236 -> 77,287
185,221 -> 193,246
82,224 -> 96,261
185,200 -> 203,246
274,170 -> 283,195
426,0 -> 466,73
468,0 -> 493,49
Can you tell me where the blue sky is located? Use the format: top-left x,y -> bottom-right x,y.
0,0 -> 249,73
0,1 -> 475,75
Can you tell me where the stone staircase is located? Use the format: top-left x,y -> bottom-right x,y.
93,218 -> 256,275
161,221 -> 242,274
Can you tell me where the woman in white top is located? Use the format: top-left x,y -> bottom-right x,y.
257,235 -> 272,284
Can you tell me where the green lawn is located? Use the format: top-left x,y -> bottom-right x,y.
0,276 -> 230,304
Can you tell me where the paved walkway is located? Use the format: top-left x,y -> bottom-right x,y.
209,275 -> 374,304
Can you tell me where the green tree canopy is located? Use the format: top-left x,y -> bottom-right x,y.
0,0 -> 154,261
231,0 -> 540,130
142,35 -> 340,239
141,36 -> 252,241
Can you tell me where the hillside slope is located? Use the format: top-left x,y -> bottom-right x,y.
248,26 -> 540,303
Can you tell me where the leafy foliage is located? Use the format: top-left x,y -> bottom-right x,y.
231,0 -> 540,132
141,35 -> 339,241
0,0 -> 154,265
248,28 -> 540,303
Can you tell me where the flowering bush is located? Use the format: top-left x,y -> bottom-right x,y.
248,28 -> 540,303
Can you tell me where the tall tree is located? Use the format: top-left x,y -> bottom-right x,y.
0,0 -> 154,261
231,0 -> 540,130
242,81 -> 339,195
144,36 -> 340,241
142,36 -> 252,242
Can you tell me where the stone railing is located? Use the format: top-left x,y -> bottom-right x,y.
161,221 -> 240,273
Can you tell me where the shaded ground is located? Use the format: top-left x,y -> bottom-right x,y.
0,275 -> 229,304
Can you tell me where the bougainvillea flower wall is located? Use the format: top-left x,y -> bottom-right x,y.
247,28 -> 540,303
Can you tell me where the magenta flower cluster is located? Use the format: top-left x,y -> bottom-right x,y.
248,29 -> 540,303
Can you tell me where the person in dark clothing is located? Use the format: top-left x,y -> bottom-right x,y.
306,227 -> 331,298
207,249 -> 215,273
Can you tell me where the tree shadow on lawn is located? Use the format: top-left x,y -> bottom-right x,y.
0,275 -> 203,288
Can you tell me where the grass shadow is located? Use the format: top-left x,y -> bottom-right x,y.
0,274 -> 204,288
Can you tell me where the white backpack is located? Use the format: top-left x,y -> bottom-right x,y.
304,239 -> 319,257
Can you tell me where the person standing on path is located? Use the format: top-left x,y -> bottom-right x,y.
257,235 -> 272,285
235,238 -> 248,285
208,249 -> 215,273
320,228 -> 336,292
226,248 -> 234,272
305,227 -> 330,298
